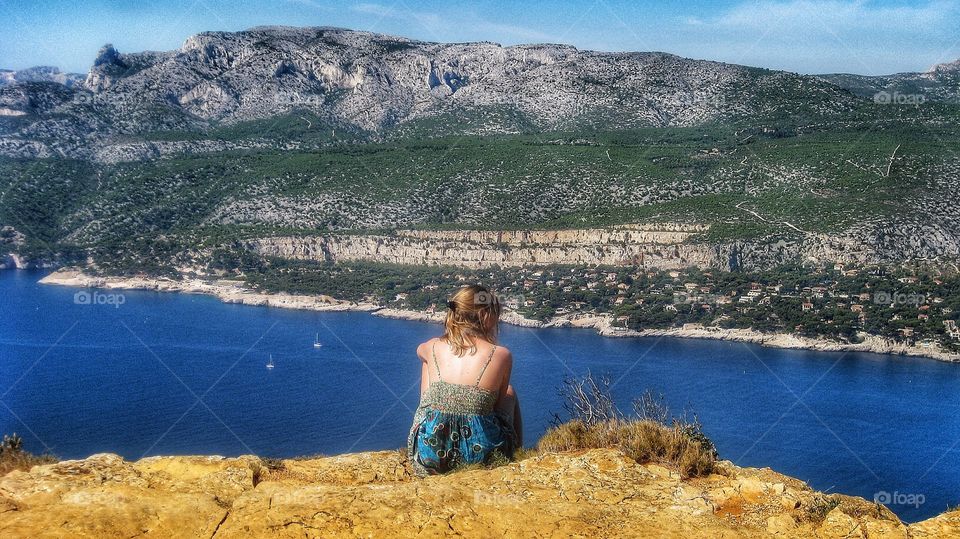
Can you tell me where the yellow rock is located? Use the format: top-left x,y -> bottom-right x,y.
908,509 -> 960,538
863,519 -> 908,539
766,514 -> 797,535
0,449 -> 950,538
818,507 -> 864,538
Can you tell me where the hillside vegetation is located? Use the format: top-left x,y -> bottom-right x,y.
3,113 -> 960,270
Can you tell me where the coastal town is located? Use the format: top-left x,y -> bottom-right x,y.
229,254 -> 960,355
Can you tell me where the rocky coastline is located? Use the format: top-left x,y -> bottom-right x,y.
39,268 -> 960,363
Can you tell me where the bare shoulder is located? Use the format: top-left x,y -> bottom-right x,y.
416,338 -> 439,361
493,344 -> 513,365
492,345 -> 513,387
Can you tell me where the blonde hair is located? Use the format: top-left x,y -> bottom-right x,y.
442,285 -> 501,356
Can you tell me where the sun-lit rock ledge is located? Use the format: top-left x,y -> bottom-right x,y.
0,449 -> 956,538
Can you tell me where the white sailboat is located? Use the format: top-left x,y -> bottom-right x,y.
266,354 -> 275,369
313,332 -> 323,348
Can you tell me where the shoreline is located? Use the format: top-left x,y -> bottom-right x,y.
39,268 -> 960,363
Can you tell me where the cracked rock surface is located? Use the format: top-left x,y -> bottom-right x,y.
2,448 -> 958,537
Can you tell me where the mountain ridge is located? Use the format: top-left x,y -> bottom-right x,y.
5,24 -> 958,89
818,57 -> 960,103
2,25 -> 957,165
0,25 -> 860,155
0,66 -> 85,88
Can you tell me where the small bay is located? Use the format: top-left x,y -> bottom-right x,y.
1,270 -> 957,522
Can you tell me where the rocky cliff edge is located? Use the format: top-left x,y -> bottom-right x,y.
1,449 -> 958,538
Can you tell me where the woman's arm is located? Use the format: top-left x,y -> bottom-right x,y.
496,351 -> 523,447
498,351 -> 523,447
512,392 -> 523,448
498,350 -> 513,400
416,340 -> 430,396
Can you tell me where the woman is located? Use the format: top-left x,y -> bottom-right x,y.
407,285 -> 522,476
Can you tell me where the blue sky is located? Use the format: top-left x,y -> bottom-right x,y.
1,0 -> 959,75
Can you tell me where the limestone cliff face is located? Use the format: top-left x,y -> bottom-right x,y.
245,225 -> 884,271
1,449 -> 956,538
246,225 -> 723,270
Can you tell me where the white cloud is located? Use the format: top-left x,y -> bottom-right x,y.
472,21 -> 555,43
704,0 -> 954,34
353,2 -> 397,18
670,0 -> 960,73
282,0 -> 336,11
349,2 -> 555,44
351,3 -> 445,39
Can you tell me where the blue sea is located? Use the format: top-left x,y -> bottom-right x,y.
1,270 -> 958,522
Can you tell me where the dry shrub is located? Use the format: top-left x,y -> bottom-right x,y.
0,433 -> 56,475
541,374 -> 718,479
803,494 -> 841,523
511,446 -> 538,462
553,373 -> 621,426
537,418 -> 716,478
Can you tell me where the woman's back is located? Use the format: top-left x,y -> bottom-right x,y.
420,337 -> 509,396
407,285 -> 520,476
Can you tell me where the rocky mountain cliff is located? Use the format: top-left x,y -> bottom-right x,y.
0,25 -> 863,160
0,66 -> 85,89
2,26 -> 957,161
818,58 -> 960,103
1,448 -> 957,538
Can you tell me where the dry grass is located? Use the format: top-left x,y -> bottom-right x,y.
448,448 -> 514,474
543,374 -> 718,478
537,418 -> 717,479
511,446 -> 538,462
802,494 -> 841,523
0,434 -> 56,476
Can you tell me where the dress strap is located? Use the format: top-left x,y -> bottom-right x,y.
475,345 -> 497,386
431,341 -> 442,381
